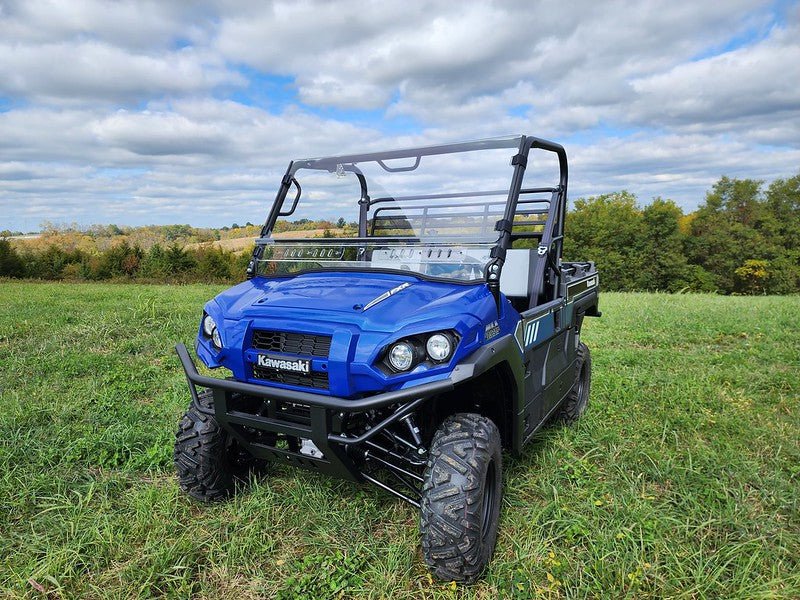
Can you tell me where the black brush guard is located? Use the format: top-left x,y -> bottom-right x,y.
176,343 -> 454,506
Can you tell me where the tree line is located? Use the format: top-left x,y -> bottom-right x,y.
562,174 -> 799,294
0,240 -> 251,283
1,173 -> 798,293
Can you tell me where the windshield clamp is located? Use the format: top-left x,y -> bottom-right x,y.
490,246 -> 507,260
494,219 -> 513,234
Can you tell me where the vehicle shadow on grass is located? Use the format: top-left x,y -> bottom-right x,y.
506,420 -> 567,473
235,420 -> 565,517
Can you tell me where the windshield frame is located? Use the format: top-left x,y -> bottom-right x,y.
253,135 -> 568,287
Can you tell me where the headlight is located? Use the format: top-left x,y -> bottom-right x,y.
202,314 -> 217,337
426,333 -> 452,361
211,327 -> 223,349
388,341 -> 414,371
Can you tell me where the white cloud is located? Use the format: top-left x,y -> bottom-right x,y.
0,41 -> 243,104
627,22 -> 800,144
92,109 -> 232,156
0,0 -> 213,49
0,0 -> 798,230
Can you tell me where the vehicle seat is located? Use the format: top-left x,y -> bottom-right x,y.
500,249 -> 539,311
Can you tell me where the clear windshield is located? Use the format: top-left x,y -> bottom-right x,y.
255,136 -> 549,282
257,240 -> 495,281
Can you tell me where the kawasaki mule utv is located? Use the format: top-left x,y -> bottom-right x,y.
174,134 -> 600,582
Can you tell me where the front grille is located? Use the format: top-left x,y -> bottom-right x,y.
252,365 -> 330,390
251,330 -> 331,358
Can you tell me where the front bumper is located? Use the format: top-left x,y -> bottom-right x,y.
176,343 -> 453,488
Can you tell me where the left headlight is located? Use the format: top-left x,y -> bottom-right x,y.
380,330 -> 457,374
426,333 -> 452,362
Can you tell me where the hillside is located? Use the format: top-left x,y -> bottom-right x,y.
185,228 -> 348,253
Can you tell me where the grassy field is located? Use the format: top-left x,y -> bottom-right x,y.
1,282 -> 798,599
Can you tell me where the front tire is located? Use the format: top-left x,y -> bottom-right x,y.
420,413 -> 502,583
174,390 -> 257,502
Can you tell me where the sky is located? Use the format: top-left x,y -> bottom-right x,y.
1,0 -> 799,232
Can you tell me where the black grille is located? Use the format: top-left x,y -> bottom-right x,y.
252,366 -> 329,390
251,330 -> 331,358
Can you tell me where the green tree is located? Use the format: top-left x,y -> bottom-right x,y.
685,176 -> 785,293
762,174 -> 800,293
139,244 -> 170,279
636,198 -> 693,291
26,245 -> 71,279
165,244 -> 196,275
99,241 -> 143,278
194,247 -> 233,281
564,191 -> 645,291
0,239 -> 25,277
163,224 -> 194,242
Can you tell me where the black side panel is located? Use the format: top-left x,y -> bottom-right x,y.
543,328 -> 571,414
518,300 -> 583,447
517,302 -> 561,447
522,342 -> 548,437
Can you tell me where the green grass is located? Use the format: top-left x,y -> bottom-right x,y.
1,282 -> 798,599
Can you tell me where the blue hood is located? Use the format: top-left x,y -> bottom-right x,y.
212,272 -> 494,331
198,271 -> 520,398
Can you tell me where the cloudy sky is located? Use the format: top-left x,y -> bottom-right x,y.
1,0 -> 798,231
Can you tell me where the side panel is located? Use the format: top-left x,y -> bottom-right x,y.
517,300 -> 578,447
543,327 -> 572,415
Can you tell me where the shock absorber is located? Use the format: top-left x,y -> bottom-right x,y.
400,414 -> 426,456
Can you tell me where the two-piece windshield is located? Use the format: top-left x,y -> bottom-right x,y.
255,136 -> 547,282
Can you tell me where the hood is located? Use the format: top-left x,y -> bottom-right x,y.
212,272 -> 494,330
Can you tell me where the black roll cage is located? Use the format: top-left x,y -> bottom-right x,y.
253,135 -> 568,310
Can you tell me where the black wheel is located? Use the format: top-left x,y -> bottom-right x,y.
419,413 -> 503,583
174,390 -> 258,502
558,341 -> 591,424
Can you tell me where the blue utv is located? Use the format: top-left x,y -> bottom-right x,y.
174,135 -> 600,582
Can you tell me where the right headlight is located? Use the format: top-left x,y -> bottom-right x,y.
388,341 -> 415,371
211,327 -> 223,349
202,314 -> 217,337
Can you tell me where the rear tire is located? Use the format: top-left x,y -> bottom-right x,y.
420,413 -> 502,583
557,341 -> 591,424
174,390 -> 257,502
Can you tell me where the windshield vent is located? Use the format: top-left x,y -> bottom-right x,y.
251,330 -> 332,358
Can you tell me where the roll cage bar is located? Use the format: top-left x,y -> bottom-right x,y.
250,135 -> 568,310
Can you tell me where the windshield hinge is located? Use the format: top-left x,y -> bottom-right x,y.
485,258 -> 504,315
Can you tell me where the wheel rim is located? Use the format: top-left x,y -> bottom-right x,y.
481,460 -> 497,540
576,362 -> 587,408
